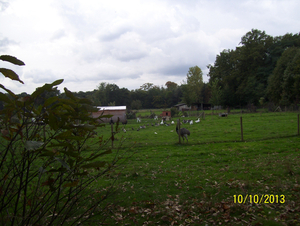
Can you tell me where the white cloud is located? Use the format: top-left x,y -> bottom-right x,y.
1,0 -> 300,94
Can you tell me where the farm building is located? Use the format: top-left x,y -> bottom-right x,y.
160,111 -> 171,120
91,106 -> 127,123
174,103 -> 212,111
174,103 -> 191,111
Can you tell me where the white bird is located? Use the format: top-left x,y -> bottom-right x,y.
171,121 -> 174,124
160,119 -> 164,125
154,132 -> 157,134
137,117 -> 141,123
122,128 -> 126,133
195,118 -> 200,123
190,120 -> 193,125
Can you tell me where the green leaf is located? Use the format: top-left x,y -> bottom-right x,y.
0,68 -> 24,84
62,104 -> 75,112
73,123 -> 96,131
63,180 -> 79,187
55,130 -> 84,140
0,84 -> 17,98
25,141 -> 44,150
0,55 -> 25,66
55,157 -> 70,170
0,93 -> 11,103
64,87 -> 76,100
81,161 -> 106,169
39,149 -> 57,157
86,150 -> 112,161
44,96 -> 59,107
51,79 -> 64,86
48,114 -> 59,130
31,79 -> 64,98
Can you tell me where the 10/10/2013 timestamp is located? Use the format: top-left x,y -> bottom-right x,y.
233,194 -> 285,204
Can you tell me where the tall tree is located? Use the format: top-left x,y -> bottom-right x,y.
281,48 -> 300,105
267,47 -> 299,104
209,79 -> 222,108
183,66 -> 204,106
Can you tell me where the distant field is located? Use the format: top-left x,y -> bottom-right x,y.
97,111 -> 299,147
2,111 -> 299,225
91,111 -> 300,225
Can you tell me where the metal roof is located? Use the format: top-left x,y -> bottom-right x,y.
96,106 -> 126,111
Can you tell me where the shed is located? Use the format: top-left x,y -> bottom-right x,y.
174,103 -> 191,111
160,111 -> 171,121
91,106 -> 127,123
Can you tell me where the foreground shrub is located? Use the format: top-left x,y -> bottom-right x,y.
0,55 -> 130,225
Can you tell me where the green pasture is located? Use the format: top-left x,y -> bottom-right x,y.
90,111 -> 300,225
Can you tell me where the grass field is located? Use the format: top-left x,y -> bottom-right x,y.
91,111 -> 300,225
2,111 -> 299,225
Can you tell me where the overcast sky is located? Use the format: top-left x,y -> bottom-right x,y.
1,0 -> 300,94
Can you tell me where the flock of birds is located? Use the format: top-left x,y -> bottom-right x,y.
117,117 -> 201,143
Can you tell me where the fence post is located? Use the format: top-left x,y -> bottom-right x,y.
240,116 -> 243,141
177,119 -> 181,144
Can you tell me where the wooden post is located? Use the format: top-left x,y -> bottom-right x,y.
203,111 -> 205,120
111,123 -> 114,148
177,119 -> 181,144
298,114 -> 299,136
240,116 -> 243,141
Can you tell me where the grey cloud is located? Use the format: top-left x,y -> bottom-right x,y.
110,48 -> 148,62
0,0 -> 9,12
0,37 -> 19,51
51,29 -> 66,41
100,26 -> 132,42
27,69 -> 62,84
159,64 -> 191,76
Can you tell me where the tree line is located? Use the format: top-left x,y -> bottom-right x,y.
2,29 -> 299,111
208,29 -> 300,109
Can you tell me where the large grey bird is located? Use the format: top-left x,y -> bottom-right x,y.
176,125 -> 190,143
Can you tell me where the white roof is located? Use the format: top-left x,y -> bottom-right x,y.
96,106 -> 126,111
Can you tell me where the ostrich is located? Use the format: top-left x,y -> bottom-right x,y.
176,125 -> 190,143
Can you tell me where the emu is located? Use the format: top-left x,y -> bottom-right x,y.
176,125 -> 190,143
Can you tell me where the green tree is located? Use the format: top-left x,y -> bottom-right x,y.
209,79 -> 222,108
281,48 -> 300,105
267,47 -> 299,104
131,99 -> 142,110
183,66 -> 204,106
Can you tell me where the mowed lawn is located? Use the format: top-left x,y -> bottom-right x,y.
90,111 -> 300,225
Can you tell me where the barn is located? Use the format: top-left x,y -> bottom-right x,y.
174,103 -> 191,111
91,106 -> 127,123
